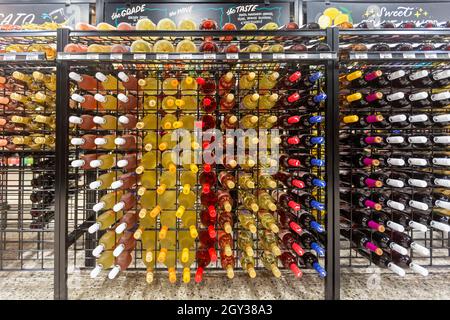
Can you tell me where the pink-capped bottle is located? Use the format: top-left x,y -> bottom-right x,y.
340,171 -> 383,188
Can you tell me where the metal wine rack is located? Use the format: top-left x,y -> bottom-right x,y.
339,29 -> 450,277
54,28 -> 339,300
0,31 -> 56,271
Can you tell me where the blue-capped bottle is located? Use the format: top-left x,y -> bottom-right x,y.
298,212 -> 325,233
296,134 -> 325,148
294,172 -> 326,188
298,93 -> 327,110
298,71 -> 323,90
290,189 -> 325,211
296,232 -> 325,257
295,114 -> 323,129
298,252 -> 327,278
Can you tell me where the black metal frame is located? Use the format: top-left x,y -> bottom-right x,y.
0,31 -> 57,272
338,28 -> 450,277
53,27 -> 340,300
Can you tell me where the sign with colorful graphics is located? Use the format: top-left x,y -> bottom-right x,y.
306,2 -> 450,27
0,3 -> 90,27
103,2 -> 291,27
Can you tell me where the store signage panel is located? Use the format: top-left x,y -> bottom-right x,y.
0,3 -> 90,27
305,1 -> 450,26
104,2 -> 291,27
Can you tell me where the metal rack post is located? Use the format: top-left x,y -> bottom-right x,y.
54,27 -> 70,301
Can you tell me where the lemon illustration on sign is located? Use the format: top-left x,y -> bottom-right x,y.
318,15 -> 332,29
157,18 -> 177,30
324,7 -> 341,20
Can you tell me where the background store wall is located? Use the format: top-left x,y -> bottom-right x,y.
95,0 -> 298,27
302,0 -> 450,25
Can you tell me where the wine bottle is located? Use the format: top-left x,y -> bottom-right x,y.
357,250 -> 405,276
279,251 -> 302,278
391,251 -> 429,276
298,252 -> 327,278
390,230 -> 430,256
340,209 -> 385,232
340,228 -> 383,255
340,191 -> 382,210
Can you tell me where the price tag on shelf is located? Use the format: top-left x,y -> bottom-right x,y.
424,52 -> 437,59
110,53 -> 123,60
203,53 -> 216,60
226,53 -> 239,60
448,52 -> 450,59
272,53 -> 285,60
379,53 -> 393,59
250,53 -> 262,60
319,53 -> 333,59
353,52 -> 368,59
133,54 -> 146,60
292,53 -> 308,60
180,53 -> 193,59
403,52 -> 416,59
156,53 -> 169,60
3,54 -> 16,61
87,54 -> 99,60
26,54 -> 39,61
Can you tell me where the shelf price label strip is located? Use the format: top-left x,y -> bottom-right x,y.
349,51 -> 450,60
56,52 -> 338,61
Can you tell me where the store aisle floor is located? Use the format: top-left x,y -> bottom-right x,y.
1,271 -> 450,300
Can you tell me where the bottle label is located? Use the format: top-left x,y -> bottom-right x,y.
387,158 -> 406,166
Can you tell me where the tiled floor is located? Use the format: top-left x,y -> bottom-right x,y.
1,270 -> 450,300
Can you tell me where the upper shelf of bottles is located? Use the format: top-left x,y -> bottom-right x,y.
0,30 -> 57,62
57,29 -> 336,63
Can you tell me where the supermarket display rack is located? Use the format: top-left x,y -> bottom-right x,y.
339,28 -> 450,275
0,31 -> 57,271
54,27 -> 340,300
